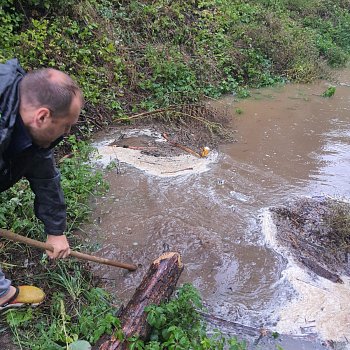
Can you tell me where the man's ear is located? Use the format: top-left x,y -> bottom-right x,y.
34,107 -> 51,127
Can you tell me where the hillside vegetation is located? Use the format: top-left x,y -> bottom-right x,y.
1,0 -> 350,128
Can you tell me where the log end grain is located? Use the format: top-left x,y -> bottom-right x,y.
153,251 -> 183,268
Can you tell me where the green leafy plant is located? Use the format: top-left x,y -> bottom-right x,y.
272,331 -> 280,339
322,86 -> 336,97
2,0 -> 350,117
139,284 -> 246,350
68,340 -> 92,350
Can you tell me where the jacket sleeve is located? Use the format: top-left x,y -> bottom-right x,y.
25,149 -> 67,235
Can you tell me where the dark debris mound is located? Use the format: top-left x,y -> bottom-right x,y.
270,197 -> 350,283
126,103 -> 236,153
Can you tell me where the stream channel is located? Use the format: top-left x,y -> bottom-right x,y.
84,69 -> 350,350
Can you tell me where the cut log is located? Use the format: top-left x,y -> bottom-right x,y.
98,252 -> 184,350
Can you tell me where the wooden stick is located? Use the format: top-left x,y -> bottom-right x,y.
0,229 -> 137,271
117,146 -> 158,150
161,167 -> 194,174
162,133 -> 201,158
124,106 -> 177,120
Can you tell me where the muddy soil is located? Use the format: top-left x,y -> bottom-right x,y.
270,197 -> 350,284
114,103 -> 235,156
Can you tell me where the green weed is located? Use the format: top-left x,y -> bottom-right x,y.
135,284 -> 247,350
3,283 -> 247,349
50,263 -> 86,303
322,86 -> 336,97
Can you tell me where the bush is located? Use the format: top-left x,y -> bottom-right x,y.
2,0 -> 350,118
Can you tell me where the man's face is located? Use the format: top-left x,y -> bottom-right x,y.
27,94 -> 82,148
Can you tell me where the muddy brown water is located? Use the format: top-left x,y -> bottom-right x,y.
83,70 -> 350,350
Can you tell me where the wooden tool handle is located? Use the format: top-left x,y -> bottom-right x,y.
0,229 -> 137,271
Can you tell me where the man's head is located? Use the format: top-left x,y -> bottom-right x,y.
19,68 -> 83,148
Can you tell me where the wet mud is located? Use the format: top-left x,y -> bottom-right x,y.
270,197 -> 350,283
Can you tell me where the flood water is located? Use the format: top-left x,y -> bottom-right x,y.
83,69 -> 350,349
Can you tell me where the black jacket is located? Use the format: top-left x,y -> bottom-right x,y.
0,59 -> 66,235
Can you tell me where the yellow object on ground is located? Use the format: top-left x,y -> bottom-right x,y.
200,147 -> 210,157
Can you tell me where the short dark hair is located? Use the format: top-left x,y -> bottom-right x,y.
20,68 -> 82,118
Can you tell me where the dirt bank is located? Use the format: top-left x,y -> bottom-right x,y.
270,197 -> 350,282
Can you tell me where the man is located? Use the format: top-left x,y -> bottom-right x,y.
0,59 -> 83,309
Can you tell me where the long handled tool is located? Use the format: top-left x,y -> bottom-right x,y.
0,229 -> 137,271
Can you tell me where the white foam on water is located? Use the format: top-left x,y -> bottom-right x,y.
261,209 -> 278,249
91,136 -> 218,178
276,267 -> 350,343
261,209 -> 350,344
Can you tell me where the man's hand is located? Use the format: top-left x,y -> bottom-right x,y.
46,235 -> 71,259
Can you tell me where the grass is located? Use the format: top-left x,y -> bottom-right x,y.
325,200 -> 350,252
2,280 -> 248,349
4,283 -> 121,349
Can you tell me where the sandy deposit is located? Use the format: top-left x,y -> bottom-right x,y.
92,129 -> 218,177
262,209 -> 350,344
